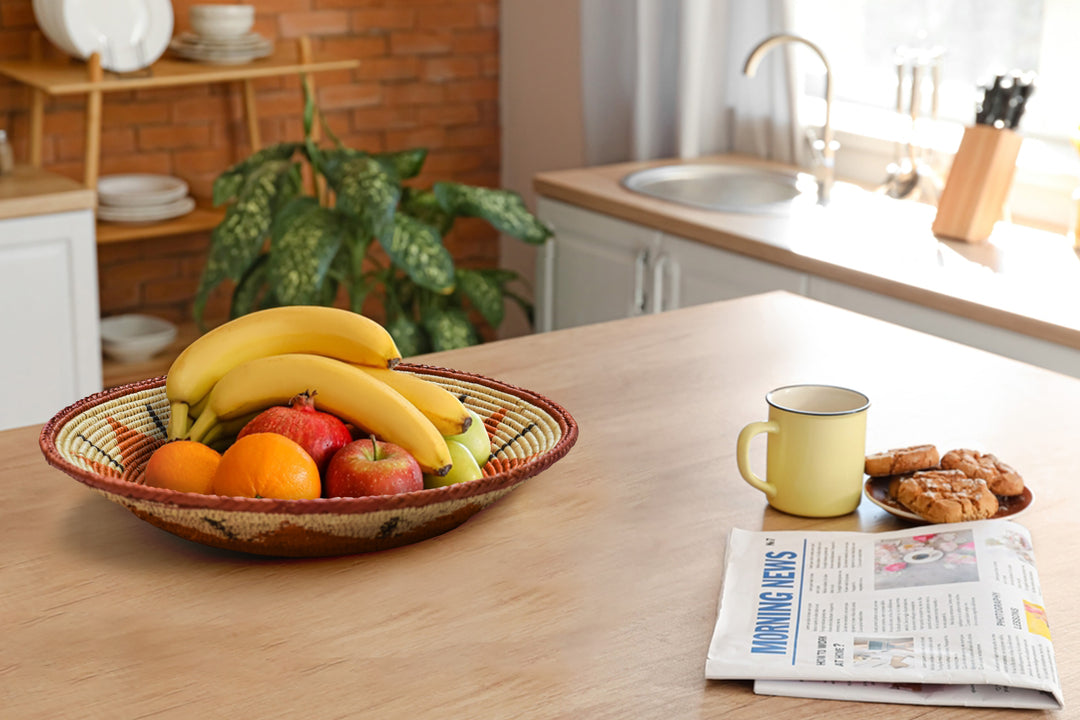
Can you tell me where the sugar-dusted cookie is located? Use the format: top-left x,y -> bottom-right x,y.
940,448 -> 1024,497
865,444 -> 940,477
896,469 -> 999,524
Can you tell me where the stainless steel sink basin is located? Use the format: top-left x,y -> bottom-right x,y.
621,163 -> 818,214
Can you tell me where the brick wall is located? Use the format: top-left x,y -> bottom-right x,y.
0,0 -> 501,327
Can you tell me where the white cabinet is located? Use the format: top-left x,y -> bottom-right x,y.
535,194 -> 1080,378
536,198 -> 808,331
805,277 -> 1080,378
0,208 -> 101,430
536,198 -> 661,331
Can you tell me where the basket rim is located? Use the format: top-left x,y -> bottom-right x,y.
38,362 -> 579,514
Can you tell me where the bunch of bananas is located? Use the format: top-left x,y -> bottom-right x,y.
164,306 -> 473,476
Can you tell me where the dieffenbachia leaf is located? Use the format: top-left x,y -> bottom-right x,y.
373,148 -> 427,180
194,159 -> 297,325
268,197 -> 348,305
422,306 -> 478,351
433,182 -> 552,244
339,226 -> 375,313
377,213 -> 455,294
385,313 -> 428,357
212,142 -> 301,206
326,154 -> 400,237
230,254 -> 270,319
455,268 -> 505,328
399,187 -> 453,235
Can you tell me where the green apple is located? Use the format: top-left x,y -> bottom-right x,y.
444,407 -> 491,466
424,440 -> 484,488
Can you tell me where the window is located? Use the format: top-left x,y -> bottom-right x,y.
790,0 -> 1080,226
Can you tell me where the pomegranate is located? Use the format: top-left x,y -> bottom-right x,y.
237,393 -> 351,474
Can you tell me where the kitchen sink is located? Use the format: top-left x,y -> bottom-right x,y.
620,163 -> 818,214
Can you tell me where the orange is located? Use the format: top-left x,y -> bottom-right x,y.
212,432 -> 321,500
143,440 -> 222,494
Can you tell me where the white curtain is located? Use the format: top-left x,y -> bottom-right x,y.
581,0 -> 803,166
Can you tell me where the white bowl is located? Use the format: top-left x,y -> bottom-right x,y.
100,314 -> 178,363
189,4 -> 254,39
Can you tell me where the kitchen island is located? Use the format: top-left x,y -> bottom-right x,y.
535,155 -> 1080,377
3,292 -> 1076,718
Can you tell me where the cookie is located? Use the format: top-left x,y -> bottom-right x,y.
940,449 -> 1024,497
895,470 -> 999,523
865,445 -> 940,477
884,473 -> 914,500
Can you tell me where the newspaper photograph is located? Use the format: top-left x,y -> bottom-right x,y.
705,520 -> 1063,709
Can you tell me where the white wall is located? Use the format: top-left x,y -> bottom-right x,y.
499,0 -> 587,338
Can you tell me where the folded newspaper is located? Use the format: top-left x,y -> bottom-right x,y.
705,520 -> 1063,709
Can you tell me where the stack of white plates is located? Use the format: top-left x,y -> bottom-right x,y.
170,32 -> 273,65
96,174 -> 195,223
32,0 -> 174,73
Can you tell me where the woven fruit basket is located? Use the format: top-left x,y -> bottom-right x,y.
39,363 -> 578,557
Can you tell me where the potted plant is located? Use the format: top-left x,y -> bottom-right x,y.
194,89 -> 551,356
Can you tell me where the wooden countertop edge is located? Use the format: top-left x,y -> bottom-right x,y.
0,166 -> 96,219
534,162 -> 1080,353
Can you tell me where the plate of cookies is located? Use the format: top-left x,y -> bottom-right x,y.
863,444 -> 1033,524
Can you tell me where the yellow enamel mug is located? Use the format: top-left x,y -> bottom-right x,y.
736,385 -> 869,517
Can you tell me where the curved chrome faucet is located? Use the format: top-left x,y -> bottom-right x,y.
743,34 -> 834,205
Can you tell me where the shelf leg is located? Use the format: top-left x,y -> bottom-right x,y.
242,79 -> 261,152
28,32 -> 44,167
29,91 -> 45,168
84,53 -> 104,189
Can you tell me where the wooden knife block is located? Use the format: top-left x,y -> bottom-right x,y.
932,124 -> 1022,243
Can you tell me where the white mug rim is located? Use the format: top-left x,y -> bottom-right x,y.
766,384 -> 870,416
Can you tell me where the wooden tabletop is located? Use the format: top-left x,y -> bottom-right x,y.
535,155 -> 1080,352
3,292 -> 1075,718
0,166 -> 95,220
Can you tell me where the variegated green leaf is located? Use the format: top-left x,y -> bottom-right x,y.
455,268 -> 504,327
274,163 -> 303,213
268,198 -> 347,305
433,182 -> 551,244
400,187 -> 453,235
373,148 -> 427,180
422,306 -> 478,351
377,213 -> 455,293
212,142 -> 301,206
386,314 -> 429,357
195,159 -> 297,324
230,254 -> 270,319
319,147 -> 364,179
327,155 -> 400,237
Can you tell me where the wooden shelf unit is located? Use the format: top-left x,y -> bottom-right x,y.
0,35 -> 358,246
0,35 -> 359,387
96,205 -> 225,244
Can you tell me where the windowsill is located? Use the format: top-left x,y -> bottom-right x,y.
803,98 -> 1080,234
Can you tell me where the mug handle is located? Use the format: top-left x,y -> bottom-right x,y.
737,421 -> 779,498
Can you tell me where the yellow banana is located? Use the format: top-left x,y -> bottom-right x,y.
185,353 -> 451,475
352,366 -> 471,437
165,306 -> 401,439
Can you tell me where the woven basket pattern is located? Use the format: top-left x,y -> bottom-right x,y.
39,364 -> 578,557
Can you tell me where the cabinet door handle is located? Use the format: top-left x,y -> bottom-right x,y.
634,249 -> 649,314
652,253 -> 669,313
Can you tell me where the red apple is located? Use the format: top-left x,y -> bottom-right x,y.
324,438 -> 423,497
